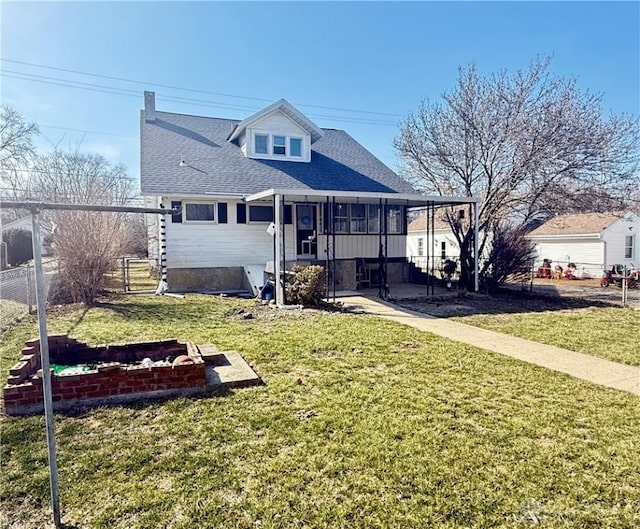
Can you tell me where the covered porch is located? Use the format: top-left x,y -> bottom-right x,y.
245,188 -> 478,306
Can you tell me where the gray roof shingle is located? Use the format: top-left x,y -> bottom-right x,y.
140,110 -> 416,196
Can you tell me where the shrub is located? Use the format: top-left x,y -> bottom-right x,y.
2,228 -> 33,267
285,265 -> 326,306
481,224 -> 536,293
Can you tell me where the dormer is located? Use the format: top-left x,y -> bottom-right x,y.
227,99 -> 324,163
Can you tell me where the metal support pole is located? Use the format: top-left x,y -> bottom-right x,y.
282,196 -> 286,305
332,197 -> 336,301
274,194 -> 284,305
473,201 -> 479,292
31,212 -> 61,528
430,203 -> 435,295
26,264 -> 33,314
325,197 -> 330,298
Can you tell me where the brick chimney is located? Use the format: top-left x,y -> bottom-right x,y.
144,91 -> 156,122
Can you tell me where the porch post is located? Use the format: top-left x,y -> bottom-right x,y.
473,200 -> 479,292
274,193 -> 284,305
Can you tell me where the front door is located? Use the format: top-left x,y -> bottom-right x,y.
296,204 -> 317,258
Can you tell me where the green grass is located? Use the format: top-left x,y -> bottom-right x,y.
1,295 -> 639,528
454,306 -> 640,367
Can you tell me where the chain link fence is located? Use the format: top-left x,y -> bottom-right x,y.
504,258 -> 640,308
105,257 -> 159,293
0,260 -> 59,331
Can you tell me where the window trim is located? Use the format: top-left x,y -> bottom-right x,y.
625,235 -> 634,259
289,137 -> 303,157
254,133 -> 269,155
183,201 -> 217,224
272,135 -> 286,156
248,204 -> 274,224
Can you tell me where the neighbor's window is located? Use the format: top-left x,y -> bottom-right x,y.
625,235 -> 634,259
387,205 -> 402,234
185,203 -> 215,222
334,203 -> 349,234
249,205 -> 274,222
350,204 -> 367,233
255,134 -> 268,154
417,237 -> 424,256
273,135 -> 286,155
367,204 -> 381,233
290,138 -> 302,157
441,241 -> 447,260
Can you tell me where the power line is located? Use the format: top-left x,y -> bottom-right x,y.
2,70 -> 398,126
1,58 -> 405,118
40,124 -> 137,139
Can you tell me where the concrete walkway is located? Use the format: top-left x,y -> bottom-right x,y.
341,295 -> 640,396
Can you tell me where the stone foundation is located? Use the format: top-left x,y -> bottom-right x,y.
167,267 -> 246,292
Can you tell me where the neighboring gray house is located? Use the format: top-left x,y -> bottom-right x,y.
140,92 -> 475,300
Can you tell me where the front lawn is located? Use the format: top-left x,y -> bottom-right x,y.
1,295 -> 639,528
454,306 -> 640,367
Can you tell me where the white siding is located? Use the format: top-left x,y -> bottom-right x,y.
601,216 -> 640,266
316,234 -> 406,260
533,239 -> 604,277
163,198 -> 295,268
407,229 -> 460,261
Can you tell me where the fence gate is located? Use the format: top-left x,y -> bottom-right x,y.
121,258 -> 158,293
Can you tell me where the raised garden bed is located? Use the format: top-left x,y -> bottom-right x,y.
3,335 -> 260,416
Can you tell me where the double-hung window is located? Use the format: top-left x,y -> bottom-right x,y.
290,138 -> 302,157
334,203 -> 349,234
273,135 -> 286,155
367,205 -> 381,234
625,235 -> 634,259
350,204 -> 367,233
387,205 -> 402,234
255,134 -> 268,155
417,238 -> 424,256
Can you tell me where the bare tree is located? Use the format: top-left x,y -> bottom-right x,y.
0,106 -> 39,208
29,148 -> 136,304
395,56 -> 639,289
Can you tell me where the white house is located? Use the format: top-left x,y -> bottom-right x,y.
140,92 -> 477,300
407,214 -> 461,269
526,211 -> 640,277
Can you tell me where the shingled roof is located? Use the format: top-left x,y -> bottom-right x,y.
140,110 -> 416,197
527,212 -> 625,237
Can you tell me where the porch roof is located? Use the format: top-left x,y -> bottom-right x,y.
245,188 -> 477,207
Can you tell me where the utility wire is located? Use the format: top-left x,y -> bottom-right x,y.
1,58 -> 405,118
2,71 -> 398,126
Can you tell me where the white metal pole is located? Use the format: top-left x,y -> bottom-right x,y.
473,201 -> 479,292
274,194 -> 284,305
31,212 -> 61,528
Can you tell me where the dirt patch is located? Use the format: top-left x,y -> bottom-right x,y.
394,285 -> 629,318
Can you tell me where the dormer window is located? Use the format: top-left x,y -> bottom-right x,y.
251,132 -> 307,161
255,134 -> 268,154
273,135 -> 286,155
228,99 -> 324,163
290,138 -> 302,157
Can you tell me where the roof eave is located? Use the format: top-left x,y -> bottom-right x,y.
246,188 -> 477,207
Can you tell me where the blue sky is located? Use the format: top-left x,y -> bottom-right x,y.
1,1 -> 638,190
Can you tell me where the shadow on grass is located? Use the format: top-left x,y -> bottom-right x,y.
395,288 -> 621,319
